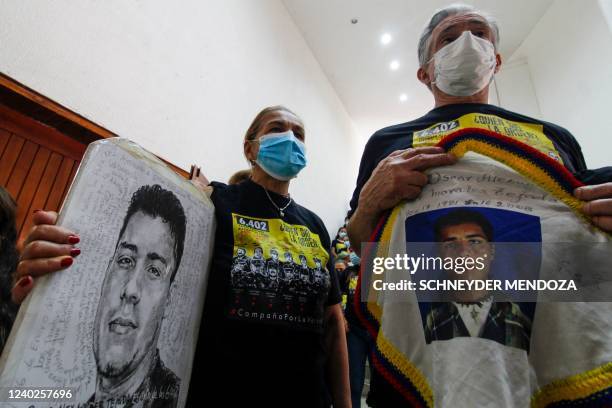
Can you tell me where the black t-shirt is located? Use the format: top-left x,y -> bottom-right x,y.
188,179 -> 341,408
331,238 -> 348,254
349,103 -> 612,216
331,238 -> 339,252
348,103 -> 611,408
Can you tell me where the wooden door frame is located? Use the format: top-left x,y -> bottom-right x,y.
0,73 -> 189,177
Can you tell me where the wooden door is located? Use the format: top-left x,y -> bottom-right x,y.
0,104 -> 86,246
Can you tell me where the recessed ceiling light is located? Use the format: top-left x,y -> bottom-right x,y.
390,60 -> 400,71
399,93 -> 408,102
381,33 -> 392,45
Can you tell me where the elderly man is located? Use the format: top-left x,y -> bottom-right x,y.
348,4 -> 612,252
347,4 -> 612,407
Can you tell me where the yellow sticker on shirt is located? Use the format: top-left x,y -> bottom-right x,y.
412,113 -> 563,163
228,213 -> 332,330
232,213 -> 329,268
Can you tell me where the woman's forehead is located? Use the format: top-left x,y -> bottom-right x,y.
260,110 -> 303,127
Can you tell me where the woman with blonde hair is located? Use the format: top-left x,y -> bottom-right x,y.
12,106 -> 350,407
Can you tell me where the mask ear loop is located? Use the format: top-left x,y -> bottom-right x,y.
423,51 -> 438,88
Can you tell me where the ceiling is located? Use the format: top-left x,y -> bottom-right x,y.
283,0 -> 554,139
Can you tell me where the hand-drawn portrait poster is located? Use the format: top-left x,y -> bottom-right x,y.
0,138 -> 216,407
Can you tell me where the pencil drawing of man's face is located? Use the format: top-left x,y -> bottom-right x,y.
93,210 -> 176,381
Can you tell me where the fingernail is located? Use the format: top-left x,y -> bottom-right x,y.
70,248 -> 81,257
68,235 -> 80,244
33,209 -> 42,214
61,257 -> 73,268
19,276 -> 32,287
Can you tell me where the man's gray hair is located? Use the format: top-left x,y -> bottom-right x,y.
418,4 -> 500,67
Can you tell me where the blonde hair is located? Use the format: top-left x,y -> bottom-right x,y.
228,169 -> 252,185
243,105 -> 302,143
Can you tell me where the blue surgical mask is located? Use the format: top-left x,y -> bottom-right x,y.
255,130 -> 307,181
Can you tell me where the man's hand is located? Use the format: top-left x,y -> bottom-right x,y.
357,146 -> 456,219
575,183 -> 612,232
348,146 -> 456,254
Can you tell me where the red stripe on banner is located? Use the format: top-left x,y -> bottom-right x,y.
354,210 -> 389,337
436,128 -> 584,190
371,352 -> 426,407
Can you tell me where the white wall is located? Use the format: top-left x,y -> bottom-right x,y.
507,0 -> 612,169
493,59 -> 542,119
0,0 -> 360,231
600,0 -> 612,31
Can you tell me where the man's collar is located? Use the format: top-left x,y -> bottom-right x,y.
428,102 -> 493,115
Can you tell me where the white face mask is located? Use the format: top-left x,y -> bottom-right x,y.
431,30 -> 496,97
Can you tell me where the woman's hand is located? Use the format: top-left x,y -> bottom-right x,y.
189,165 -> 213,196
11,210 -> 80,304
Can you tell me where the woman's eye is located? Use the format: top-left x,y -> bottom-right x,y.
474,31 -> 485,37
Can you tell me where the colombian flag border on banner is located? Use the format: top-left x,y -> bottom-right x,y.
353,128 -> 612,408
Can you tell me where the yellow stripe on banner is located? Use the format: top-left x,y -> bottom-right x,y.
366,206 -> 402,322
376,332 -> 434,408
531,362 -> 612,407
447,139 -> 593,228
366,206 -> 435,405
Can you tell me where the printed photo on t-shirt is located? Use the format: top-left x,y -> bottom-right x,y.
227,213 -> 331,332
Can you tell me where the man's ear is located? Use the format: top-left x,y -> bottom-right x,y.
494,53 -> 502,74
417,67 -> 431,87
